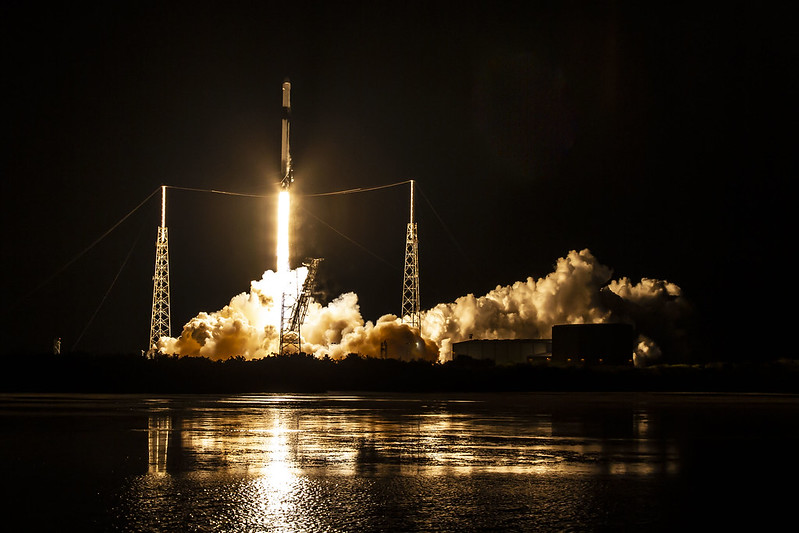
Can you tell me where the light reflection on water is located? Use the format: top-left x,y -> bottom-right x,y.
147,415 -> 170,475
132,393 -> 685,530
2,392 -> 798,531
145,395 -> 679,478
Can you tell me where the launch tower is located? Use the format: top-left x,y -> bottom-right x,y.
279,258 -> 323,354
148,185 -> 171,355
401,180 -> 421,331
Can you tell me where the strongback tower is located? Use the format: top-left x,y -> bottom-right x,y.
280,258 -> 323,355
148,185 -> 171,355
401,180 -> 421,331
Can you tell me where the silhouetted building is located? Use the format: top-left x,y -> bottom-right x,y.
551,323 -> 634,365
452,339 -> 552,365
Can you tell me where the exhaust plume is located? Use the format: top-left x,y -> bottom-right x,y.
159,249 -> 691,365
423,250 -> 690,365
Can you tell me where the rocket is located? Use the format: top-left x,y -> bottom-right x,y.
280,79 -> 293,190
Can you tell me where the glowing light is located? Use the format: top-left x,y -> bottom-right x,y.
277,190 -> 291,274
159,248 -> 688,363
147,415 -> 171,476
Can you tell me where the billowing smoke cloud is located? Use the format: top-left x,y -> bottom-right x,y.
301,294 -> 438,361
423,250 -> 690,365
159,268 -> 439,362
423,249 -> 612,354
159,268 -> 287,358
159,249 -> 691,365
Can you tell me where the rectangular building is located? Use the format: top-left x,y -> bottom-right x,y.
551,323 -> 634,365
452,338 -> 552,366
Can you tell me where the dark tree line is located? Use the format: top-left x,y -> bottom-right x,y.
2,352 -> 798,394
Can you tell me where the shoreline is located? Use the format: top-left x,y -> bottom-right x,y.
2,352 -> 797,394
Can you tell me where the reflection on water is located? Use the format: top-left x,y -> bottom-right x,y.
147,415 -> 170,475
2,392 -> 797,531
141,395 -> 681,479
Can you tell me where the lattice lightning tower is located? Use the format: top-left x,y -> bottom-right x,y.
401,180 -> 421,331
148,185 -> 171,355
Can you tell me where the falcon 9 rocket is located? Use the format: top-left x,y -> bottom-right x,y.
280,80 -> 293,190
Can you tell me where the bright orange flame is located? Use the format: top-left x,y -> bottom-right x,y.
277,190 -> 290,273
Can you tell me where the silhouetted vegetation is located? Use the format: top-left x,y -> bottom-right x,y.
1,352 -> 797,394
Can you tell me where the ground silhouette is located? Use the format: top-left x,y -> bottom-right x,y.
2,352 -> 797,394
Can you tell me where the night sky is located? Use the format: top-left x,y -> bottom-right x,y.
2,2 -> 793,359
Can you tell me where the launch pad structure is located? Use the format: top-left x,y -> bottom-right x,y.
148,186 -> 171,355
279,258 -> 324,355
145,80 -> 421,355
401,180 -> 421,332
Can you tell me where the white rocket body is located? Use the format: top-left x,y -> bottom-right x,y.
280,80 -> 293,189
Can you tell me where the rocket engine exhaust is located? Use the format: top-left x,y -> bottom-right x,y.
159,249 -> 690,366
155,80 -> 693,366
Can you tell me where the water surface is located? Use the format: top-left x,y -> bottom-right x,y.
1,392 -> 796,531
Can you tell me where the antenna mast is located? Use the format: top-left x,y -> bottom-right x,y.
401,180 -> 421,331
148,185 -> 171,355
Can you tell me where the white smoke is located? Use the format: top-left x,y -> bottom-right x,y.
422,249 -> 612,354
159,249 -> 691,365
423,250 -> 691,364
159,268 -> 438,362
159,267 -> 303,358
301,296 -> 438,361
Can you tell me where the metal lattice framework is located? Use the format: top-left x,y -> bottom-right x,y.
401,180 -> 420,331
280,258 -> 324,355
148,186 -> 171,355
149,226 -> 171,354
279,274 -> 298,355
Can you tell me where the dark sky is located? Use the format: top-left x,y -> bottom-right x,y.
1,1 -> 793,358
